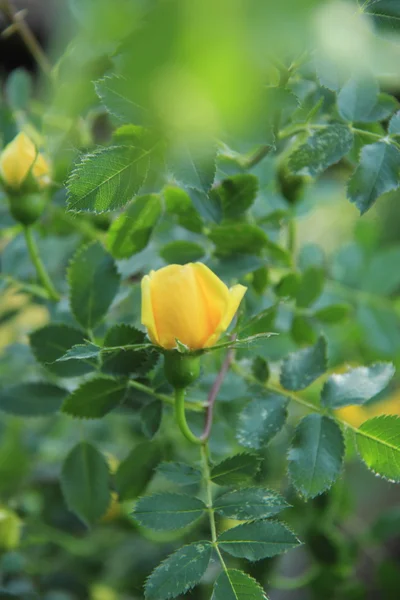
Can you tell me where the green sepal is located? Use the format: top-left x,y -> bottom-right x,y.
163,351 -> 201,389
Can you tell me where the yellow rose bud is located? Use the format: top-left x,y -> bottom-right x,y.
141,263 -> 247,350
0,132 -> 50,190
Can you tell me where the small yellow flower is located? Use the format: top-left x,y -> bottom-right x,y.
141,263 -> 247,350
0,132 -> 50,190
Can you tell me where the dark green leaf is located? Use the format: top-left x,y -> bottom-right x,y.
275,273 -> 300,298
218,520 -> 300,561
238,307 -> 277,337
288,125 -> 354,177
251,356 -> 270,383
338,77 -> 379,122
296,267 -> 324,308
160,241 -> 205,264
55,342 -> 101,362
212,569 -> 266,600
144,542 -> 212,600
68,242 -> 120,330
288,415 -> 345,498
60,442 -> 110,526
164,185 -> 203,233
214,487 -> 289,520
156,462 -> 202,486
210,453 -> 261,486
107,194 -> 161,259
141,400 -> 162,439
133,493 -> 206,530
321,362 -> 395,408
362,247 -> 400,295
215,174 -> 258,220
363,93 -> 398,122
101,324 -> 157,377
95,74 -> 144,123
236,393 -> 288,449
115,441 -> 161,501
62,376 -> 127,419
188,187 -> 222,223
67,145 -> 150,213
291,314 -> 317,346
280,336 -> 327,391
314,304 -> 350,324
0,383 -> 67,416
209,223 -> 268,256
356,415 -> 400,482
168,142 -> 216,192
347,142 -> 400,214
30,323 -> 94,377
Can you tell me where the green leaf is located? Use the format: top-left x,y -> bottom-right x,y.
6,68 -> 32,111
280,336 -> 327,391
338,77 -> 379,122
30,323 -> 95,377
159,240 -> 205,264
296,266 -> 324,308
291,314 -> 317,346
321,362 -> 395,408
215,174 -> 258,220
288,415 -> 345,498
68,242 -> 120,331
0,383 -> 67,416
168,142 -> 216,192
101,324 -> 157,377
95,74 -> 144,123
115,441 -> 161,501
188,188 -> 222,223
314,304 -> 350,324
218,520 -> 300,561
236,393 -> 288,450
164,185 -> 203,233
363,93 -> 398,122
209,223 -> 268,256
389,111 -> 400,135
62,376 -> 127,419
212,569 -> 267,600
288,125 -> 354,177
356,416 -> 400,482
144,542 -> 212,600
55,342 -> 101,362
210,453 -> 261,486
156,462 -> 202,486
107,194 -> 161,259
66,145 -> 150,213
133,493 -> 206,531
238,307 -> 277,337
251,356 -> 270,383
214,487 -> 290,520
362,246 -> 400,295
60,442 -> 110,526
347,142 -> 400,214
140,400 -> 162,439
275,273 -> 300,298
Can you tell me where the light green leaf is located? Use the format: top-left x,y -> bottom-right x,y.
363,93 -> 398,122
101,324 -> 157,377
321,362 -> 395,408
280,336 -> 327,391
6,68 -> 32,111
218,520 -> 300,561
68,242 -> 120,331
288,125 -> 353,177
188,187 -> 222,223
107,194 -> 161,259
210,453 -> 261,486
356,415 -> 400,481
338,77 -> 379,122
313,304 -> 350,324
144,542 -> 212,600
209,223 -> 268,256
67,145 -> 150,213
62,376 -> 127,419
347,142 -> 400,214
133,493 -> 206,531
95,74 -> 144,123
0,383 -> 67,416
291,314 -> 317,346
168,142 -> 216,192
115,441 -> 161,501
389,111 -> 400,135
60,442 -> 110,526
236,393 -> 288,449
296,266 -> 324,308
212,569 -> 267,600
238,307 -> 277,338
214,487 -> 290,520
164,185 -> 203,233
156,462 -> 202,486
140,400 -> 162,439
288,415 -> 345,498
30,323 -> 95,377
362,247 -> 400,295
215,174 -> 258,220
160,240 -> 205,264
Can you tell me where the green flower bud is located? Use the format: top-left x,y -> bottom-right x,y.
163,351 -> 201,389
8,192 -> 47,226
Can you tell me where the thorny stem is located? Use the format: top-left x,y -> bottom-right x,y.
0,0 -> 52,78
200,443 -> 228,571
23,226 -> 60,301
